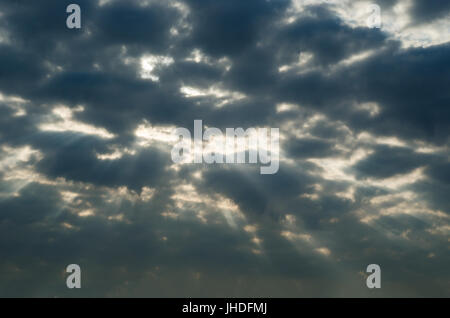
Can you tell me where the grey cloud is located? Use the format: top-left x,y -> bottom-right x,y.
0,0 -> 448,297
410,0 -> 450,24
353,145 -> 430,179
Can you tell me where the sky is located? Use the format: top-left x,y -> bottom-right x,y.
0,0 -> 449,297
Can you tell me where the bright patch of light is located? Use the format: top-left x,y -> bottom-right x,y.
180,85 -> 246,107
0,92 -> 28,116
170,183 -> 244,226
278,52 -> 314,73
39,106 -> 115,139
135,121 -> 178,146
140,55 -> 174,81
276,103 -> 298,113
354,102 -> 381,117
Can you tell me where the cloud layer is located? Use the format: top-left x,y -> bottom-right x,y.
0,0 -> 449,297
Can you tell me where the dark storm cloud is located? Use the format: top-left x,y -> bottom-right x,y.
0,0 -> 449,297
275,40 -> 450,145
410,0 -> 450,24
224,46 -> 280,95
94,1 -> 180,51
308,119 -> 349,140
412,159 -> 450,215
0,44 -> 46,95
347,43 -> 450,145
353,145 -> 430,179
35,133 -> 171,191
159,60 -> 225,87
0,105 -> 38,145
0,0 -> 95,47
274,6 -> 387,66
0,182 -> 62,225
184,0 -> 290,57
0,182 -> 263,297
426,160 -> 450,185
285,137 -> 340,159
200,165 -> 315,218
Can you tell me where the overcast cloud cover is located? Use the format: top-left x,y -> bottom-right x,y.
0,0 -> 449,297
